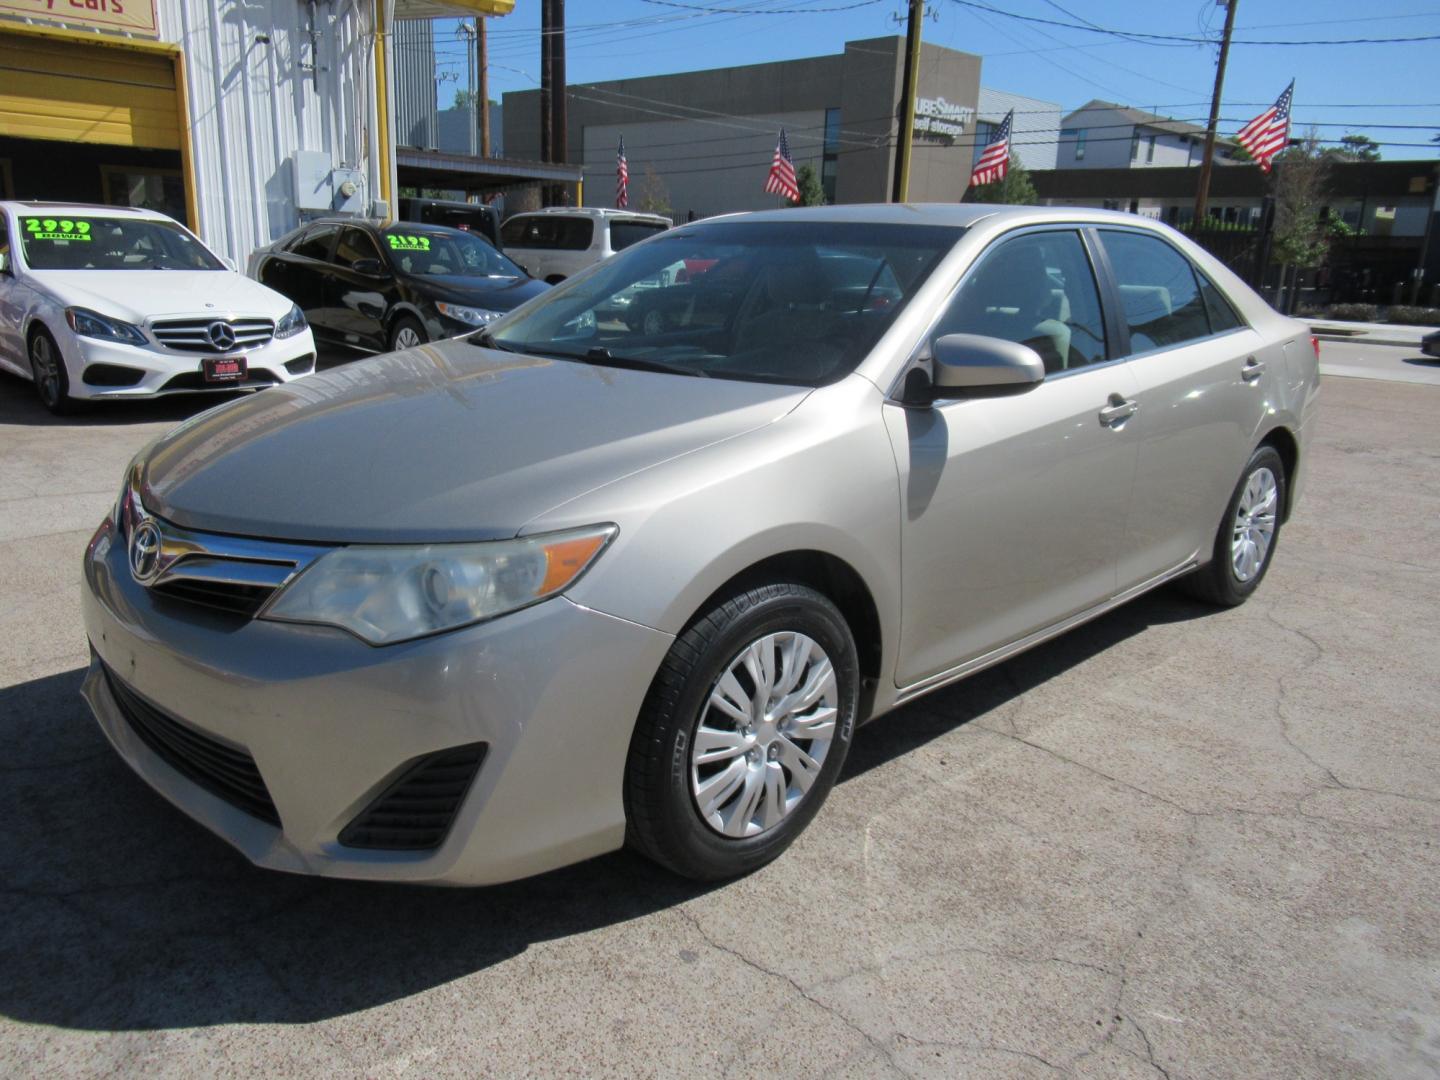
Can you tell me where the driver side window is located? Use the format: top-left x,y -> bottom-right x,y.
932,230 -> 1107,374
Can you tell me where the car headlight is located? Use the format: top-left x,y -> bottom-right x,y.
275,303 -> 308,338
436,301 -> 504,327
260,524 -> 617,645
66,307 -> 147,347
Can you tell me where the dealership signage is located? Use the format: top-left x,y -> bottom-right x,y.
0,0 -> 158,37
913,96 -> 973,142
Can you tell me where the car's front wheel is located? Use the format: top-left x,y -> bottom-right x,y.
625,583 -> 858,880
29,329 -> 74,415
1182,444 -> 1286,607
389,316 -> 427,352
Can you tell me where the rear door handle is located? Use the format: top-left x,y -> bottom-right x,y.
1098,395 -> 1139,427
1241,357 -> 1266,382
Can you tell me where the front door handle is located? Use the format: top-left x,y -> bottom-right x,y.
1098,394 -> 1139,427
1241,356 -> 1266,382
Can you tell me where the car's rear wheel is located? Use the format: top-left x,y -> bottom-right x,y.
1182,444 -> 1286,607
29,329 -> 75,415
389,316 -> 426,352
624,583 -> 858,880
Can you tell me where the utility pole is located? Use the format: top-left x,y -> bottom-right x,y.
540,0 -> 553,169
890,0 -> 923,204
1193,0 -> 1239,227
478,16 -> 489,157
553,0 -> 567,197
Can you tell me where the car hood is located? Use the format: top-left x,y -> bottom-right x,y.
139,340 -> 809,543
407,273 -> 549,311
28,270 -> 291,321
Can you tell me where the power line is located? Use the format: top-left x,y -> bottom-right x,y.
639,0 -> 884,12
948,0 -> 1440,46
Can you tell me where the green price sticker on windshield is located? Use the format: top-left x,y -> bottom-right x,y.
387,234 -> 431,251
23,218 -> 91,242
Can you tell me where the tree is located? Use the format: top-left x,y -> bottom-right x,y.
1334,133 -> 1381,162
636,164 -> 672,217
794,163 -> 826,206
968,158 -> 1038,205
1271,129 -> 1334,271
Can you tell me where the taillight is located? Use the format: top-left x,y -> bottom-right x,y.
1310,335 -> 1321,361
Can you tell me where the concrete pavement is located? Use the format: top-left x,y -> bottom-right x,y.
0,369 -> 1436,1078
1318,337 -> 1440,387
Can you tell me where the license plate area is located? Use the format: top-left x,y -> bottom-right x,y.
203,356 -> 247,383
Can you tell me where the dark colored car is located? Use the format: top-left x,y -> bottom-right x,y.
248,219 -> 548,354
397,197 -> 502,249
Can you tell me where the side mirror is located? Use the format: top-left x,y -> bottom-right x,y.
219,256 -> 237,272
352,258 -> 384,277
929,334 -> 1045,399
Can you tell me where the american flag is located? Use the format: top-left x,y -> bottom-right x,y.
1235,81 -> 1293,173
969,110 -> 1013,188
764,127 -> 800,202
616,136 -> 629,209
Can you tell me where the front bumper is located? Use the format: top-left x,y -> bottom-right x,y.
62,328 -> 317,400
80,516 -> 673,885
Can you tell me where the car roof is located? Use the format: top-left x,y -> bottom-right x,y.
505,207 -> 672,224
0,200 -> 175,222
689,203 -> 1181,232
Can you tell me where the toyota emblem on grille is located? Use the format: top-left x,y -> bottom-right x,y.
206,321 -> 237,351
129,520 -> 163,584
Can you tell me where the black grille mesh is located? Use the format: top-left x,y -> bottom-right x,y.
339,744 -> 487,850
104,665 -> 280,826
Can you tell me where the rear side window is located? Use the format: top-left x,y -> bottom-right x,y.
291,224 -> 338,262
1197,272 -> 1244,333
609,220 -> 668,251
1099,230 -> 1211,353
554,217 -> 593,250
501,217 -> 536,247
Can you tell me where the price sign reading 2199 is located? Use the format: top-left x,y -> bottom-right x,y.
24,219 -> 92,242
387,234 -> 431,251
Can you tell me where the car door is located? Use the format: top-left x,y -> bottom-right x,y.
883,228 -> 1141,688
257,223 -> 339,341
325,226 -> 394,352
1092,228 -> 1276,590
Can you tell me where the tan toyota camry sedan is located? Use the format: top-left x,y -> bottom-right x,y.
81,205 -> 1319,884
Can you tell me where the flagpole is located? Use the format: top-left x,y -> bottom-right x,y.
1193,0 -> 1239,227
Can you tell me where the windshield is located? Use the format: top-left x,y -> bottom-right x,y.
487,221 -> 962,386
383,227 -> 526,279
18,215 -> 224,271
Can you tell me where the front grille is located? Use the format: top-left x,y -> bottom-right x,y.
159,369 -> 279,392
103,665 -> 280,826
339,744 -> 487,850
152,318 -> 275,353
151,578 -> 277,618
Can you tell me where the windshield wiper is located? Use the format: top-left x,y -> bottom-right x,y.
572,346 -> 710,378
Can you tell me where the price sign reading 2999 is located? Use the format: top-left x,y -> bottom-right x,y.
23,219 -> 93,242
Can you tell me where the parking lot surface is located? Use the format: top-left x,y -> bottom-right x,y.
1,357 -> 1436,1079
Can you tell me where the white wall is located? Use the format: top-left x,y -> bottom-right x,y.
157,0 -> 385,267
977,88 -> 1060,172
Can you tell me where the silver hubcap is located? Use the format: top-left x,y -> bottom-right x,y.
394,326 -> 421,349
1231,466 -> 1278,583
31,337 -> 60,404
690,631 -> 838,839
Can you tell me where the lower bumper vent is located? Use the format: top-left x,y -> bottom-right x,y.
103,664 -> 280,826
339,744 -> 487,851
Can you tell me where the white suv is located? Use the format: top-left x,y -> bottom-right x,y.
0,202 -> 316,413
499,207 -> 671,283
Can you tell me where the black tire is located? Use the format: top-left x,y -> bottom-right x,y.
29,328 -> 75,415
1181,444 -> 1286,607
624,583 -> 859,880
388,315 -> 427,352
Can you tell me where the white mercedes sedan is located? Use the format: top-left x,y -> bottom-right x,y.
0,202 -> 315,413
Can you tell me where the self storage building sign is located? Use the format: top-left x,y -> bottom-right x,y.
0,0 -> 157,37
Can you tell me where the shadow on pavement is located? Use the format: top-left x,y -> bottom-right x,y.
0,589 -> 1214,1031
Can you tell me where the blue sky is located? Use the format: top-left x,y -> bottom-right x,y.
432,0 -> 1439,159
